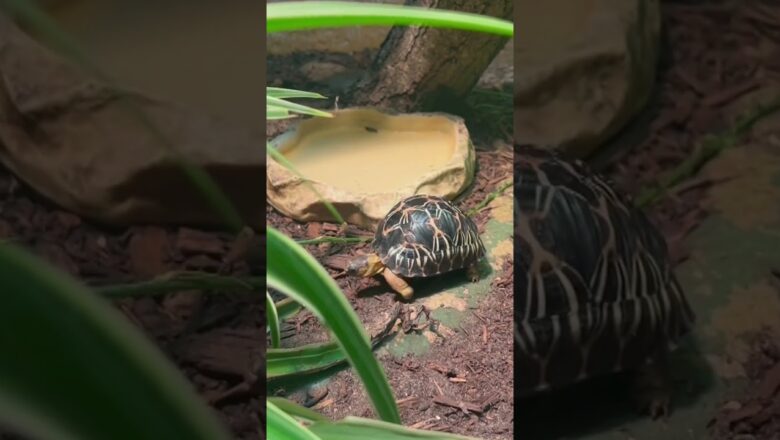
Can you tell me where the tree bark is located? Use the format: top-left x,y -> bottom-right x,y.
346,0 -> 512,113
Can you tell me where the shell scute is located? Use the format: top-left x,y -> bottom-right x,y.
374,195 -> 485,278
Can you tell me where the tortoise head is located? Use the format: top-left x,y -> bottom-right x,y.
346,253 -> 385,277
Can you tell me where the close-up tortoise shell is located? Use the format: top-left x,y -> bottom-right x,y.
515,145 -> 696,415
347,194 -> 486,300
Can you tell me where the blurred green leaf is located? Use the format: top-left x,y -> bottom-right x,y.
266,227 -> 400,424
268,87 -> 328,100
0,244 -> 230,440
267,397 -> 328,424
309,417 -> 480,439
267,96 -> 333,118
267,340 -> 345,379
275,297 -> 303,321
267,1 -> 513,37
267,400 -> 322,440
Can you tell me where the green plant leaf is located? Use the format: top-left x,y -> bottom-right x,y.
268,105 -> 296,120
267,400 -> 322,440
267,397 -> 328,424
267,1 -> 513,37
266,227 -> 400,424
93,272 -> 263,298
309,416 -> 481,439
267,291 -> 282,349
0,244 -> 230,440
268,87 -> 328,100
267,340 -> 346,379
267,96 -> 333,119
275,297 -> 303,321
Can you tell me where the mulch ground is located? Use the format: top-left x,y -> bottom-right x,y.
266,102 -> 513,438
265,36 -> 514,439
265,144 -> 513,439
708,326 -> 780,440
608,4 -> 780,438
0,170 -> 262,438
518,0 -> 780,438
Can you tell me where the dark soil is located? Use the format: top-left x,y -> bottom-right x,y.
266,142 -> 513,439
266,43 -> 513,439
518,0 -> 780,439
0,168 -> 263,439
709,328 -> 780,440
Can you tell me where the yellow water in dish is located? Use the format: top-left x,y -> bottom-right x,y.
283,124 -> 455,194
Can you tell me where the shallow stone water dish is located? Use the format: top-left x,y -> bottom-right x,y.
267,108 -> 475,229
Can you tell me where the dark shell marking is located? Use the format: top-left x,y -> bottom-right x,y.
374,195 -> 485,278
515,145 -> 695,397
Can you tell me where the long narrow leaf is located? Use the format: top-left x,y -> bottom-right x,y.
267,96 -> 333,118
267,397 -> 328,424
267,2 -> 513,37
267,87 -> 328,100
267,400 -> 321,440
267,340 -> 346,379
266,227 -> 400,424
268,106 -> 295,120
267,291 -> 282,349
93,272 -> 263,298
0,245 -> 230,440
275,297 -> 303,321
309,416 -> 480,439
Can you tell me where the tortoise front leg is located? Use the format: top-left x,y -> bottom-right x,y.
382,269 -> 414,300
466,262 -> 480,283
631,348 -> 672,420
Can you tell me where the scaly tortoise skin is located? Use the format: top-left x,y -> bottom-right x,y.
515,145 -> 695,415
347,194 -> 486,300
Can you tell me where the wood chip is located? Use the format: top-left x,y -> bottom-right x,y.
128,227 -> 169,277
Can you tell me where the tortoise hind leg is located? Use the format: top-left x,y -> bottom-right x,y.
382,269 -> 414,300
466,262 -> 480,283
630,348 -> 673,420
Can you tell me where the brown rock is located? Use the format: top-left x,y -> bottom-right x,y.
515,0 -> 661,157
0,14 -> 265,227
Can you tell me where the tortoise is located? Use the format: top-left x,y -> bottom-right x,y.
515,145 -> 696,417
347,194 -> 486,300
